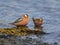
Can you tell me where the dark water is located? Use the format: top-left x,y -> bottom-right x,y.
0,0 -> 60,45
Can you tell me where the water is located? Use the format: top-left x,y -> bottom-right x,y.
0,0 -> 60,45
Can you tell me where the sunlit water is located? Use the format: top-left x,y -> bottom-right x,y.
0,0 -> 60,45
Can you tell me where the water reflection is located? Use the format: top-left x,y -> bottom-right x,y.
0,35 -> 51,45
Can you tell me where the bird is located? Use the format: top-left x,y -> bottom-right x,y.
32,17 -> 43,26
10,14 -> 29,27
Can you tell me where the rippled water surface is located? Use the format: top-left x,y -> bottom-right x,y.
0,0 -> 60,45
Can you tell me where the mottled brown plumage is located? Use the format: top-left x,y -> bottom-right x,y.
32,17 -> 43,26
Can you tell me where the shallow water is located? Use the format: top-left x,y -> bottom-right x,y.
0,0 -> 60,45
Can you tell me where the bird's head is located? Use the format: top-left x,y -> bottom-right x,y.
39,18 -> 43,22
23,14 -> 29,18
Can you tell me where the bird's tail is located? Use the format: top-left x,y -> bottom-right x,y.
9,23 -> 14,25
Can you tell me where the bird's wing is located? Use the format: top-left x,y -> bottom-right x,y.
14,18 -> 23,23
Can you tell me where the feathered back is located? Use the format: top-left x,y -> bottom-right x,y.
14,18 -> 23,23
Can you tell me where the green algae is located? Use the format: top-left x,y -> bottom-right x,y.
0,26 -> 45,36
